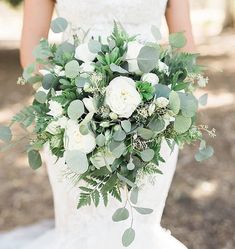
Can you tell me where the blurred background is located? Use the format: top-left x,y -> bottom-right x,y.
0,0 -> 234,249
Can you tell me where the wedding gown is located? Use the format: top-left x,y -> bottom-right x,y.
0,0 -> 189,248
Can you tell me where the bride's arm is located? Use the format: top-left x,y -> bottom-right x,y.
20,0 -> 55,68
165,0 -> 195,52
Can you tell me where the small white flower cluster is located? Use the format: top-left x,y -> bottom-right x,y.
197,74 -> 209,88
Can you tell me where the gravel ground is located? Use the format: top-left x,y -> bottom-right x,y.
0,33 -> 235,249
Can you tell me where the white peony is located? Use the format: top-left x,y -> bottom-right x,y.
47,100 -> 63,118
64,120 -> 96,154
125,41 -> 143,74
141,73 -> 159,85
155,97 -> 169,108
158,60 -> 169,76
80,62 -> 95,73
105,76 -> 141,118
46,116 -> 68,135
75,43 -> 97,62
82,97 -> 97,113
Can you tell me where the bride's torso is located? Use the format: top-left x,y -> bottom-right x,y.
55,0 -> 168,41
44,1 -> 183,248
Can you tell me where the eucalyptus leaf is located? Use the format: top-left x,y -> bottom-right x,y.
67,100 -> 84,120
110,63 -> 128,74
137,127 -> 154,140
169,91 -> 180,114
127,161 -> 135,171
122,228 -> 135,247
28,150 -> 42,170
140,149 -> 155,162
96,134 -> 106,147
51,17 -> 68,33
88,39 -> 102,53
79,124 -> 89,135
148,118 -> 165,132
179,93 -> 198,118
42,74 -> 57,90
199,93 -> 208,106
109,141 -> 126,158
75,77 -> 90,87
155,84 -> 171,98
195,146 -> 214,162
35,91 -> 47,104
65,60 -> 80,78
112,208 -> 129,222
0,125 -> 12,143
133,207 -> 153,215
90,151 -> 115,169
169,32 -> 187,48
121,120 -> 132,133
137,46 -> 159,73
174,115 -> 192,134
117,173 -> 136,188
130,187 -> 139,205
65,150 -> 88,174
113,129 -> 126,142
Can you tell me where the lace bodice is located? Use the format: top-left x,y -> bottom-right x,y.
55,0 -> 168,41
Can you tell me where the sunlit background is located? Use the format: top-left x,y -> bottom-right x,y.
0,1 -> 235,249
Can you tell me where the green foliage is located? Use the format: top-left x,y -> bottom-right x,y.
51,17 -> 68,33
0,125 -> 12,143
11,106 -> 35,128
27,150 -> 42,170
137,46 -> 159,73
122,228 -> 135,247
136,81 -> 155,101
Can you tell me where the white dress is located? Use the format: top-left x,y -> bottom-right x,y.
0,1 -> 189,248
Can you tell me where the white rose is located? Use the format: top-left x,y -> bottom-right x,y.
155,97 -> 169,108
80,62 -> 95,73
64,120 -> 96,154
105,76 -> 141,118
54,65 -> 65,77
47,100 -> 63,118
125,41 -> 143,74
158,60 -> 169,76
46,116 -> 68,135
141,73 -> 159,85
75,43 -> 97,62
82,97 -> 97,113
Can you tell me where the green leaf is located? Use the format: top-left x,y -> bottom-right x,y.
90,151 -> 115,169
51,17 -> 68,33
42,74 -> 57,90
28,150 -> 42,170
169,91 -> 180,114
121,120 -> 132,133
110,63 -> 128,74
151,25 -> 162,41
195,146 -> 214,162
140,149 -> 155,162
133,207 -> 153,215
0,125 -> 12,143
148,118 -> 165,132
174,115 -> 192,134
92,189 -> 100,207
96,134 -> 106,147
137,46 -> 159,73
130,187 -> 139,205
117,173 -> 136,188
67,100 -> 85,120
109,141 -> 126,158
122,228 -> 135,247
179,93 -> 198,118
169,32 -> 187,48
137,127 -> 154,140
88,39 -> 102,53
127,160 -> 135,171
112,207 -> 129,222
65,60 -> 80,78
75,76 -> 90,88
198,93 -> 208,106
113,129 -> 126,142
65,150 -> 89,174
35,91 -> 47,104
173,82 -> 189,91
155,84 -> 171,98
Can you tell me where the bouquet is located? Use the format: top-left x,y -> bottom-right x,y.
0,18 -> 215,247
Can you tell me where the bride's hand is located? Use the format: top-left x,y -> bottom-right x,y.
20,0 -> 55,68
165,0 -> 196,52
